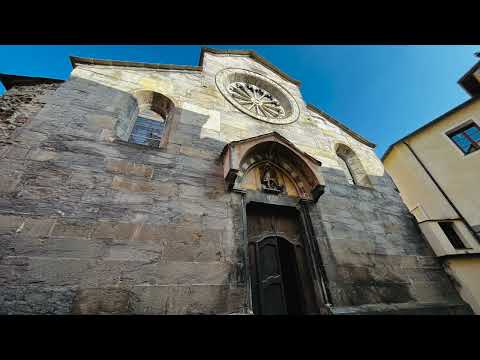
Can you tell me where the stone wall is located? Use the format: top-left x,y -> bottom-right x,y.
0,51 -> 471,314
0,81 -> 62,149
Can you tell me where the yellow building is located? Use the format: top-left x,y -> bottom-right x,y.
383,56 -> 480,314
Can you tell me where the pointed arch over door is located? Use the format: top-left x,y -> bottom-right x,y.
220,132 -> 326,202
222,132 -> 332,314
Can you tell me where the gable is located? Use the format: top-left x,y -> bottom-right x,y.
199,50 -> 302,99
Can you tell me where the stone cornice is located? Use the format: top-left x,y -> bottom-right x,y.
70,56 -> 202,72
306,103 -> 376,149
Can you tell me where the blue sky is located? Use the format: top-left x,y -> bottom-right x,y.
0,45 -> 478,157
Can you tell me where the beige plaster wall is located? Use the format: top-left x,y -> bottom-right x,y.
446,257 -> 480,314
384,99 -> 480,228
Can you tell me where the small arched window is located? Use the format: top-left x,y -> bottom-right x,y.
129,108 -> 165,147
335,143 -> 372,188
127,90 -> 174,148
337,155 -> 356,185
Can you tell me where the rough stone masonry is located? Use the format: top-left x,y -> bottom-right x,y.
0,48 -> 473,314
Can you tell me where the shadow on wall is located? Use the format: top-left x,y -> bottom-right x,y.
0,75 -> 248,315
309,165 -> 461,308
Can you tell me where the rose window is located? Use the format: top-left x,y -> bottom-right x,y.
227,82 -> 286,119
215,68 -> 300,125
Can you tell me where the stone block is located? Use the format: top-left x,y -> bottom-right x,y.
72,288 -> 135,314
18,217 -> 56,238
86,114 -> 116,130
11,236 -> 102,259
92,221 -> 139,241
0,215 -> 24,235
0,172 -> 22,194
111,175 -> 177,196
105,158 -> 154,179
131,285 -> 245,314
27,149 -> 59,161
0,285 -> 76,314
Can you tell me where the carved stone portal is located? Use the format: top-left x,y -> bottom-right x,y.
219,132 -> 326,202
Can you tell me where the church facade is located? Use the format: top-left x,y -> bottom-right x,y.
0,48 -> 472,314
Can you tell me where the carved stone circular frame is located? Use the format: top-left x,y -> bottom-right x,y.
215,68 -> 300,125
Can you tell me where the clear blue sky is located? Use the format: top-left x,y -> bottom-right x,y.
0,45 -> 478,157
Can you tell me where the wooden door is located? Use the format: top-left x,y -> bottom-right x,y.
247,203 -> 318,315
256,236 -> 288,315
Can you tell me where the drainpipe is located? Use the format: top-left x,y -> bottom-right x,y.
402,141 -> 479,241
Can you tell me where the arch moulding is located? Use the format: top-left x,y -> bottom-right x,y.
219,132 -> 326,202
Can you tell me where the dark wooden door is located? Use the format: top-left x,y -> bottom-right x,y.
247,203 -> 318,315
256,236 -> 288,315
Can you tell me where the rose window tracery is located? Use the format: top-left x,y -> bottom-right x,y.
215,68 -> 300,124
227,82 -> 286,119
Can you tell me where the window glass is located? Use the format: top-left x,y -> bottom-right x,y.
448,123 -> 480,155
451,133 -> 470,153
129,116 -> 165,147
465,125 -> 480,141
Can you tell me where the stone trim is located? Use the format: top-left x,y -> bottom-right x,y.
306,103 -> 376,149
70,56 -> 202,72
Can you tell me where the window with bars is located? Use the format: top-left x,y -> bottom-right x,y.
439,222 -> 468,250
128,111 -> 165,147
447,123 -> 480,155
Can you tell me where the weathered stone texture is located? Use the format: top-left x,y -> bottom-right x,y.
0,82 -> 62,148
0,51 -> 470,314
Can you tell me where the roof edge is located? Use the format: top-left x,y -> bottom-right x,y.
382,96 -> 480,161
306,103 -> 376,149
69,56 -> 202,72
0,73 -> 64,90
458,59 -> 480,96
199,48 -> 301,87
457,60 -> 480,86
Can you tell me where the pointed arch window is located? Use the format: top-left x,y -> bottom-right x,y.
337,155 -> 356,185
335,144 -> 372,188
